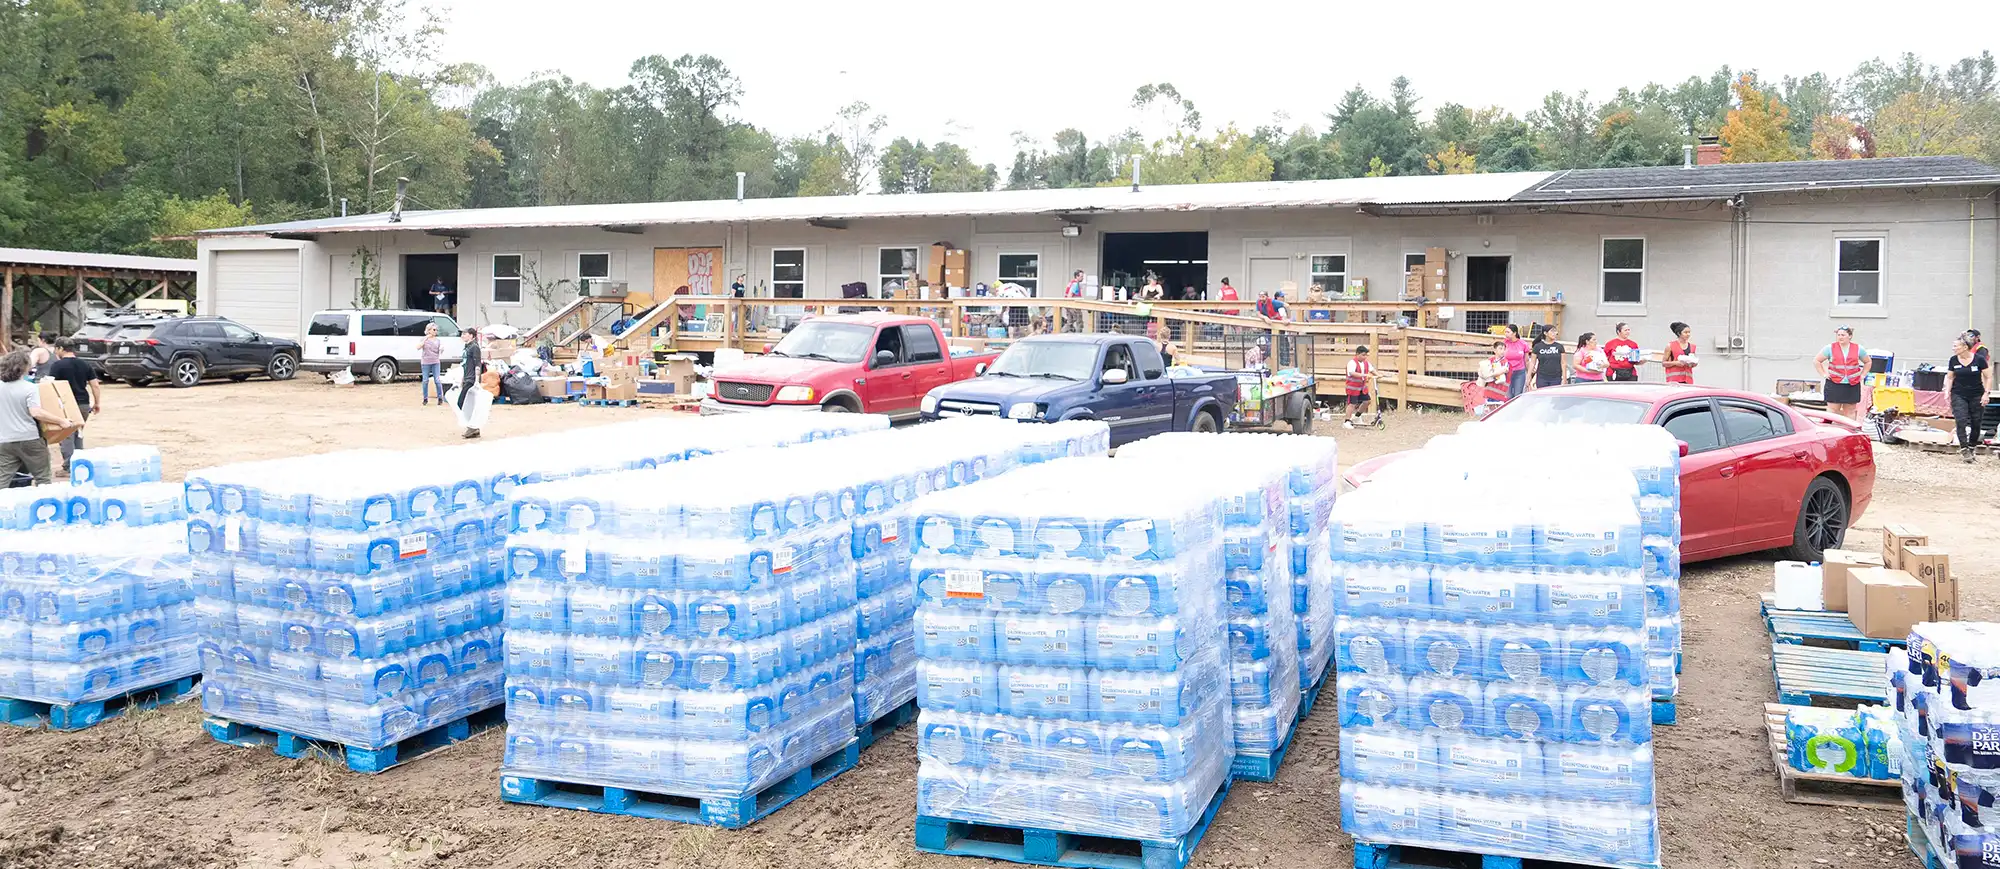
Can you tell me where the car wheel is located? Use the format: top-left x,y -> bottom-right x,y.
124,378 -> 152,388
1191,411 -> 1219,433
370,358 -> 399,384
820,400 -> 853,413
1780,476 -> 1850,562
268,353 -> 298,381
170,357 -> 204,388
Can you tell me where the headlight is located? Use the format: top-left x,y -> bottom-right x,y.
920,394 -> 939,415
773,385 -> 815,403
1007,402 -> 1041,420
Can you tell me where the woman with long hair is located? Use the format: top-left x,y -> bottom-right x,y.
1946,334 -> 1991,462
1572,332 -> 1608,382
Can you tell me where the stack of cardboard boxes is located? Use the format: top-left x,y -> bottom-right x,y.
915,242 -> 969,298
1403,247 -> 1449,301
637,354 -> 699,399
1817,523 -> 1957,638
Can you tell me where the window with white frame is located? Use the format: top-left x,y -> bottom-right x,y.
1404,253 -> 1427,274
1310,255 -> 1347,296
492,254 -> 523,305
578,252 -> 610,291
1836,238 -> 1883,306
879,247 -> 917,295
997,253 -> 1039,294
772,249 -> 806,299
1600,238 -> 1645,305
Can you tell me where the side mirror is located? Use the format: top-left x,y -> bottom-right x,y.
974,362 -> 988,375
1101,368 -> 1129,385
1677,440 -> 1691,458
873,349 -> 897,368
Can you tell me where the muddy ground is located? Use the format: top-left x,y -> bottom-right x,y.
0,379 -> 1987,868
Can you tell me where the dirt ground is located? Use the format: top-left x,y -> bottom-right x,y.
0,379 -> 1988,869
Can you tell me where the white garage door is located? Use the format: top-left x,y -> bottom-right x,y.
212,249 -> 302,338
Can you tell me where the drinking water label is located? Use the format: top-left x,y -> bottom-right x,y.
1002,619 -> 1075,657
224,516 -> 243,553
398,533 -> 428,560
1558,747 -> 1640,782
773,546 -> 796,575
1942,722 -> 2000,769
561,544 -> 587,576
1095,620 -> 1164,661
1447,739 -> 1528,783
1008,672 -> 1077,710
945,569 -> 985,601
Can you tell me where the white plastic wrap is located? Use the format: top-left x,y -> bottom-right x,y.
187,415 -> 886,750
910,459 -> 1234,841
0,515 -> 194,705
499,417 -> 1113,801
1332,433 -> 1662,869
1898,623 -> 2000,869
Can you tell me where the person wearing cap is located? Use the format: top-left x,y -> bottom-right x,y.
1814,326 -> 1868,421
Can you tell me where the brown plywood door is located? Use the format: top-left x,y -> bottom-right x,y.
653,247 -> 724,296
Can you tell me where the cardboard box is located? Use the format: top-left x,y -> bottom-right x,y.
1819,549 -> 1885,612
1881,524 -> 1929,569
930,242 -> 951,266
486,338 -> 519,358
1425,247 -> 1448,264
943,248 -> 968,270
1846,568 -> 1930,639
535,377 -> 570,398
1900,546 -> 1956,621
924,263 -> 945,286
36,380 -> 83,445
944,267 -> 969,288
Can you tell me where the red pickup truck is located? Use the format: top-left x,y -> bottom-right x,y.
701,313 -> 1001,420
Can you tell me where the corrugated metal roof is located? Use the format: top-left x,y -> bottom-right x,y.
0,247 -> 198,274
195,172 -> 1556,237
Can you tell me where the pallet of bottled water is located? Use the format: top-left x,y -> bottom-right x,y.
498,417 -> 1110,827
1117,433 -> 1339,781
189,414 -> 883,773
1332,445 -> 1662,869
1894,623 -> 2000,869
910,458 -> 1235,869
68,444 -> 165,488
0,478 -> 195,729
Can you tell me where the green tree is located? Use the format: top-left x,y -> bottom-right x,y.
1529,91 -> 1602,169
1873,91 -> 1979,157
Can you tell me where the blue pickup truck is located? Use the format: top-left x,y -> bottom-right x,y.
916,334 -> 1238,446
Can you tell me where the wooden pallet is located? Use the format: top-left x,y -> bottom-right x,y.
0,674 -> 198,731
1765,604 -> 1906,654
1770,643 -> 1890,707
204,705 -> 504,774
915,775 -> 1230,869
1352,838 -> 1657,869
500,738 -> 858,829
1762,703 -> 1902,809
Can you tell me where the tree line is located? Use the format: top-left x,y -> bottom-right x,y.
2,0 -> 1996,259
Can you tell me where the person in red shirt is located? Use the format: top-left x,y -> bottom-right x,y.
1217,277 -> 1239,302
1603,322 -> 1640,382
1662,321 -> 1697,385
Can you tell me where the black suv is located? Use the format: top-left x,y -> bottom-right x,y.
99,316 -> 302,388
71,310 -> 183,373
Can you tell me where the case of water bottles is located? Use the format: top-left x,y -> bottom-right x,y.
1331,438 -> 1663,869
1894,622 -> 2000,869
0,523 -> 194,706
187,415 -> 886,751
910,458 -> 1234,842
500,417 -> 1112,803
68,445 -> 165,488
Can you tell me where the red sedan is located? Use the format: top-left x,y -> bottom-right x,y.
1344,383 -> 1876,564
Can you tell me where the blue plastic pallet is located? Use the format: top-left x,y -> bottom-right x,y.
582,399 -> 638,407
1766,607 -> 1906,653
858,698 -> 917,751
204,705 -> 504,774
500,738 -> 859,829
1298,666 -> 1330,720
1770,642 -> 1890,707
1651,699 -> 1678,726
915,775 -> 1232,869
1906,813 -> 1945,869
1354,839 -> 1659,869
0,674 -> 198,731
1232,720 -> 1299,782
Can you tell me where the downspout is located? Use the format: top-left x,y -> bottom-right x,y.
1971,196 -> 1978,331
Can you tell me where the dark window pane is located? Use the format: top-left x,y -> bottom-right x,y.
114,324 -> 155,340
221,324 -> 256,341
579,253 -> 610,278
1602,272 -> 1644,304
1662,406 -> 1721,454
1312,255 -> 1346,275
1602,238 -> 1645,270
394,315 -> 433,337
1405,253 -> 1426,272
360,315 -> 397,336
307,314 -> 349,337
774,250 -> 805,283
1721,403 -> 1778,444
494,278 -> 521,304
1836,273 -> 1880,306
1838,239 -> 1880,272
880,248 -> 915,275
1132,341 -> 1166,379
902,325 -> 942,362
184,323 -> 223,339
998,254 -> 1038,281
494,255 -> 521,279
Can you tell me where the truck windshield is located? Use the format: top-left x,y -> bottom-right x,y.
770,321 -> 874,363
986,341 -> 1098,380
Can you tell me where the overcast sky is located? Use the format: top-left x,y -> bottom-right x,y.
441,1 -> 1999,167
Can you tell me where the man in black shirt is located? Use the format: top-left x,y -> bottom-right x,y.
45,338 -> 101,475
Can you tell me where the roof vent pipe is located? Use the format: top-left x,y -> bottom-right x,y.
1131,156 -> 1142,192
390,177 -> 409,223
1682,144 -> 1693,169
737,172 -> 746,203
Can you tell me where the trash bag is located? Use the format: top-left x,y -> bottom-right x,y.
502,371 -> 543,405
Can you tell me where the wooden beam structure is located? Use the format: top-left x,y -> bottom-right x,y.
0,256 -> 196,343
